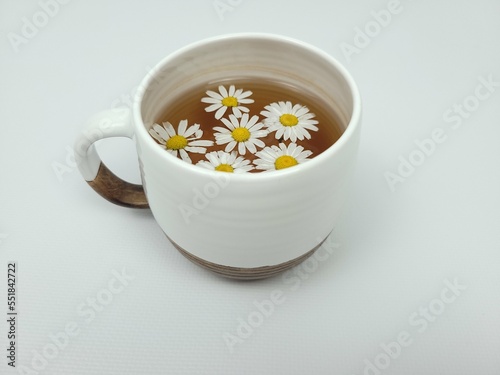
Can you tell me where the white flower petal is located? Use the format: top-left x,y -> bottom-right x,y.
185,146 -> 207,154
197,161 -> 214,170
251,138 -> 265,149
299,113 -> 317,121
260,109 -> 273,118
246,115 -> 259,128
183,124 -> 200,138
177,120 -> 188,136
245,141 -> 256,154
301,150 -> 313,159
239,165 -> 253,172
237,163 -> 254,172
217,152 -> 228,165
219,85 -> 228,98
251,130 -> 269,138
189,140 -> 214,147
278,102 -> 288,113
232,106 -> 242,118
238,91 -> 253,99
238,98 -> 254,104
238,113 -> 249,127
167,123 -> 180,138
300,123 -> 319,132
234,167 -> 251,173
179,149 -> 192,163
205,103 -> 223,112
254,161 -> 274,170
149,129 -> 165,144
213,126 -> 230,134
203,153 -> 216,166
154,124 -> 171,139
228,114 -> 240,129
201,97 -> 222,104
232,157 -> 246,168
275,127 -> 285,140
290,144 -> 302,157
220,118 -> 234,130
230,153 -> 241,165
294,105 -> 308,116
215,106 -> 228,119
271,106 -> 283,116
205,90 -> 223,100
301,129 -> 312,140
291,127 -> 306,140
255,152 -> 274,163
275,147 -> 285,154
225,141 -> 236,152
215,135 -> 233,145
238,142 -> 246,155
269,106 -> 282,120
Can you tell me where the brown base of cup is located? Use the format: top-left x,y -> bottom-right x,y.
166,235 -> 327,280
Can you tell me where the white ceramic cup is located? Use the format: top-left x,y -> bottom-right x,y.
75,33 -> 361,279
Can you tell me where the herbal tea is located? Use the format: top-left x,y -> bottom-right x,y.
149,78 -> 343,173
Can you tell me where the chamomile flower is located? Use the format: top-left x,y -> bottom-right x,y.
213,113 -> 268,155
254,143 -> 313,171
148,120 -> 213,164
260,101 -> 319,142
201,85 -> 254,119
197,151 -> 254,173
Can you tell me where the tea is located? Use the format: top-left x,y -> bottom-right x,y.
150,78 -> 343,172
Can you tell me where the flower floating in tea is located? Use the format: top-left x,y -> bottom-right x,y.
260,101 -> 319,142
148,120 -> 213,163
213,113 -> 268,155
201,85 -> 254,119
197,151 -> 254,173
148,83 -> 328,172
254,143 -> 313,171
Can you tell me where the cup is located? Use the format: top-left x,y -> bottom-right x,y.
74,33 -> 361,279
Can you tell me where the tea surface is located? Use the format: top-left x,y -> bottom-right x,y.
152,78 -> 344,172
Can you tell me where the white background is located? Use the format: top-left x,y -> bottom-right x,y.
1,0 -> 500,374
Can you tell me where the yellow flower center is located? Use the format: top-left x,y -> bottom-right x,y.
231,127 -> 250,142
215,164 -> 234,173
279,114 -> 299,127
275,155 -> 298,170
222,96 -> 238,107
166,135 -> 188,150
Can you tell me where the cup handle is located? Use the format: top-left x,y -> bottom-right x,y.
74,108 -> 149,209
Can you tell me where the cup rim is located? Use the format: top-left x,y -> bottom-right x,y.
133,32 -> 361,180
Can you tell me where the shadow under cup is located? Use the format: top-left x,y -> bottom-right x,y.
134,34 -> 361,279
